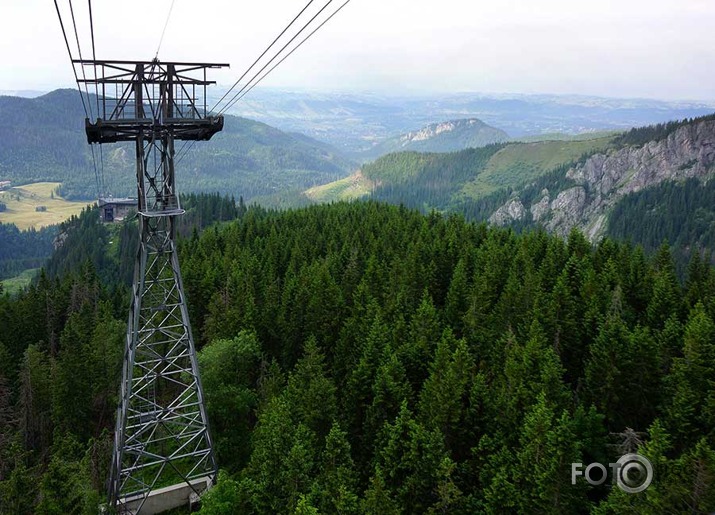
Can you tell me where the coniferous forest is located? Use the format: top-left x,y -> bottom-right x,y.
0,224 -> 56,280
1,200 -> 715,513
607,177 -> 715,268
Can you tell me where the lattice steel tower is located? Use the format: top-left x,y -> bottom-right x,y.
77,59 -> 228,513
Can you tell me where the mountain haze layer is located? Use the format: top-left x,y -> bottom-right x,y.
226,88 -> 715,153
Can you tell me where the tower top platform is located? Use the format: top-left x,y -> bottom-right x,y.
74,59 -> 229,143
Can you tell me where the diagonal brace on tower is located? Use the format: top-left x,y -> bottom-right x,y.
77,58 -> 228,514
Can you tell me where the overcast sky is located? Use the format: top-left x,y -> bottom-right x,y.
1,0 -> 714,101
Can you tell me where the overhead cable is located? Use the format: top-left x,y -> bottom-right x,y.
216,0 -> 336,117
155,0 -> 176,58
210,0 -> 317,114
222,0 -> 352,113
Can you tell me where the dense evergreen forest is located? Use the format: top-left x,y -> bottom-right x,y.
1,200 -> 715,513
607,177 -> 715,268
0,223 -> 56,280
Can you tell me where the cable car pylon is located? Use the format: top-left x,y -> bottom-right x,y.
77,58 -> 228,514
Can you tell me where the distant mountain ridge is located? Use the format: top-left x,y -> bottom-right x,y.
226,88 -> 715,153
0,90 -> 45,98
0,89 -> 355,201
362,118 -> 509,158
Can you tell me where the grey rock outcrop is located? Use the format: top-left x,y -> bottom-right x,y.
489,198 -> 525,225
530,190 -> 550,222
546,187 -> 587,236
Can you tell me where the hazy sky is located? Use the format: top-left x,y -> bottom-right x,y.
2,0 -> 714,101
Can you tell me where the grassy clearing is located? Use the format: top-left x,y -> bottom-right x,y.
460,137 -> 614,199
0,182 -> 91,230
304,171 -> 373,202
1,268 -> 39,295
511,131 -> 621,143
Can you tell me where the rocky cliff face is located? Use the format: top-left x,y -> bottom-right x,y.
488,118 -> 715,240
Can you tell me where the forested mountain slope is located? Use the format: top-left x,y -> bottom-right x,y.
43,192 -> 244,286
360,118 -> 509,159
0,192 -> 244,291
487,114 -> 715,240
0,223 -> 56,280
607,176 -> 715,249
308,134 -> 614,206
309,114 -> 715,259
2,201 -> 715,512
0,89 -> 354,201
